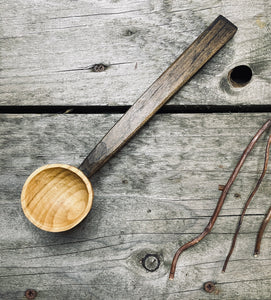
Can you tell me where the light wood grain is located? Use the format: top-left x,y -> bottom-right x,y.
0,113 -> 270,299
21,164 -> 93,232
0,0 -> 270,106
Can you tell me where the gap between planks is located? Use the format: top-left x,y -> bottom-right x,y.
1,104 -> 271,114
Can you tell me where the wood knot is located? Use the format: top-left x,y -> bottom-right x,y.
124,29 -> 136,36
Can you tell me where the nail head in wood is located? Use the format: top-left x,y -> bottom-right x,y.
25,289 -> 37,299
142,254 -> 160,272
204,281 -> 215,293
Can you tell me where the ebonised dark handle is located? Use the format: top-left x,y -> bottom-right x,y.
79,15 -> 237,178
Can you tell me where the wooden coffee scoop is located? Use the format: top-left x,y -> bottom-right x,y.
21,15 -> 237,232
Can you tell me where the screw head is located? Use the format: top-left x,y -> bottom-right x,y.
142,254 -> 160,272
25,289 -> 37,299
92,64 -> 106,72
203,281 -> 215,293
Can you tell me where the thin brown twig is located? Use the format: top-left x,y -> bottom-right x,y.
169,119 -> 271,280
254,205 -> 271,257
222,135 -> 271,272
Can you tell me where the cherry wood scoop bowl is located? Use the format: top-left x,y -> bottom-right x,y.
21,16 -> 237,232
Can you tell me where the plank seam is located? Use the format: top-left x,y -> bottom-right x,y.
1,105 -> 271,114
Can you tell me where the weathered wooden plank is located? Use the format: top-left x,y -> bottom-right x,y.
0,113 -> 270,299
0,0 -> 270,106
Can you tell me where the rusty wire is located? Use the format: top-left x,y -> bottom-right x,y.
222,135 -> 271,272
254,205 -> 271,257
169,119 -> 271,280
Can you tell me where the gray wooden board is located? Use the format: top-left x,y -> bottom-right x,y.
0,113 -> 271,299
0,0 -> 270,106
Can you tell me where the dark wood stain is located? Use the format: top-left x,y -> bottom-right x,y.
79,16 -> 237,178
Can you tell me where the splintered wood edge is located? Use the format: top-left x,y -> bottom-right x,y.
21,164 -> 94,232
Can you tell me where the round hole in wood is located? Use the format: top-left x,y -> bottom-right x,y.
21,164 -> 93,232
228,65 -> 252,87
